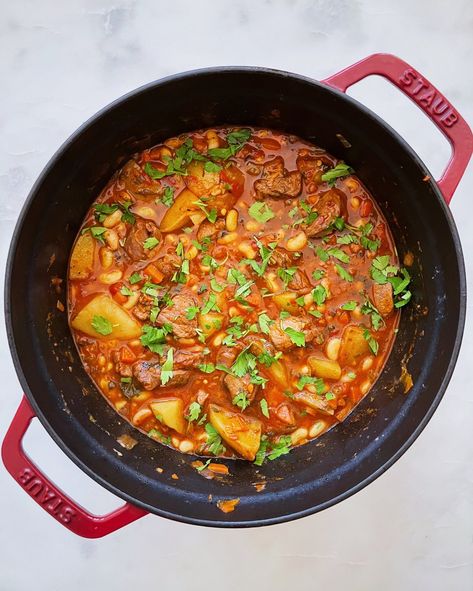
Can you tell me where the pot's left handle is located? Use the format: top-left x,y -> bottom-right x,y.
1,396 -> 147,538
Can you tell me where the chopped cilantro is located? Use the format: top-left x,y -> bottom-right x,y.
120,285 -> 134,297
204,161 -> 222,173
312,284 -> 327,305
327,247 -> 350,264
91,315 -> 113,336
254,438 -> 269,466
140,324 -> 172,354
186,306 -> 199,320
268,436 -> 292,460
186,401 -> 202,422
283,326 -> 305,347
363,329 -> 379,355
260,398 -> 270,418
258,313 -> 273,335
278,266 -> 297,286
210,277 -> 225,293
205,423 -> 225,455
233,391 -> 250,411
341,300 -> 357,311
335,264 -> 354,282
296,375 -> 325,393
201,292 -> 220,314
129,272 -> 142,284
143,237 -> 159,250
312,269 -> 325,281
198,363 -> 216,374
248,201 -> 275,223
321,163 -> 354,186
161,186 -> 174,207
83,226 -> 107,244
160,348 -> 174,386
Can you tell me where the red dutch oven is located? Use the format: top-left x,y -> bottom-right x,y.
2,54 -> 472,537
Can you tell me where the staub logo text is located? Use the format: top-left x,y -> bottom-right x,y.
18,467 -> 76,524
399,68 -> 458,128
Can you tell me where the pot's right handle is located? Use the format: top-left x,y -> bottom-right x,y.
1,396 -> 147,538
322,53 -> 473,204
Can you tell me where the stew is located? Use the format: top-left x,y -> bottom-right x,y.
68,127 -> 412,464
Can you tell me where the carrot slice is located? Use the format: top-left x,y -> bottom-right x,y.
144,264 -> 164,283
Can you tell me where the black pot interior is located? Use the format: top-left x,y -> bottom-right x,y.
6,69 -> 465,526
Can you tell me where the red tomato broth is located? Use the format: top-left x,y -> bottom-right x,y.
68,127 -> 409,464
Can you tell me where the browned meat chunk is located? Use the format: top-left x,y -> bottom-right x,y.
288,269 -> 312,294
172,347 -> 205,369
216,346 -> 238,367
305,190 -> 342,237
124,220 -> 161,260
132,360 -> 190,390
156,250 -> 181,278
224,373 -> 256,404
157,292 -> 199,338
275,403 -> 296,426
119,160 -> 163,197
268,316 -> 319,351
254,156 -> 302,199
197,218 -> 225,242
115,362 -> 132,378
373,283 -> 394,317
133,293 -> 154,321
268,247 -> 296,268
296,152 -> 333,186
196,389 -> 210,405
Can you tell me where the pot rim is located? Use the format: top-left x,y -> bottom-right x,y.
4,65 -> 467,527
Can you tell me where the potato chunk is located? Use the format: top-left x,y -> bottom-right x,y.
199,312 -> 225,337
71,294 -> 142,339
186,161 -> 220,196
150,398 -> 186,434
272,292 -> 299,314
338,325 -> 370,367
160,188 -> 200,233
69,233 -> 95,279
209,404 -> 262,461
308,356 -> 342,380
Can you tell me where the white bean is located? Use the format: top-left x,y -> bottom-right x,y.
290,428 -> 308,445
286,231 -> 308,252
99,247 -> 113,269
99,270 -> 123,285
218,232 -> 238,245
238,241 -> 256,259
326,337 -> 341,361
179,440 -> 194,453
361,356 -> 374,372
309,420 -> 327,438
360,380 -> 371,395
225,209 -> 238,232
104,229 -> 119,251
103,209 -> 122,228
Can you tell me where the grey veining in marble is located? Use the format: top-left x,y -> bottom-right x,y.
0,1 -> 472,590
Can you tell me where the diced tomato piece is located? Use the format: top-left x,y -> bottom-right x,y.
120,347 -> 136,364
110,282 -> 128,304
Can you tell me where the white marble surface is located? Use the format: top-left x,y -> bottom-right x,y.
1,1 -> 472,589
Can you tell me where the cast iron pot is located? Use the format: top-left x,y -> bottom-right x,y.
3,54 -> 472,537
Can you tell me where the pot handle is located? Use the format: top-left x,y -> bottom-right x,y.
1,396 -> 147,538
322,53 -> 473,204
